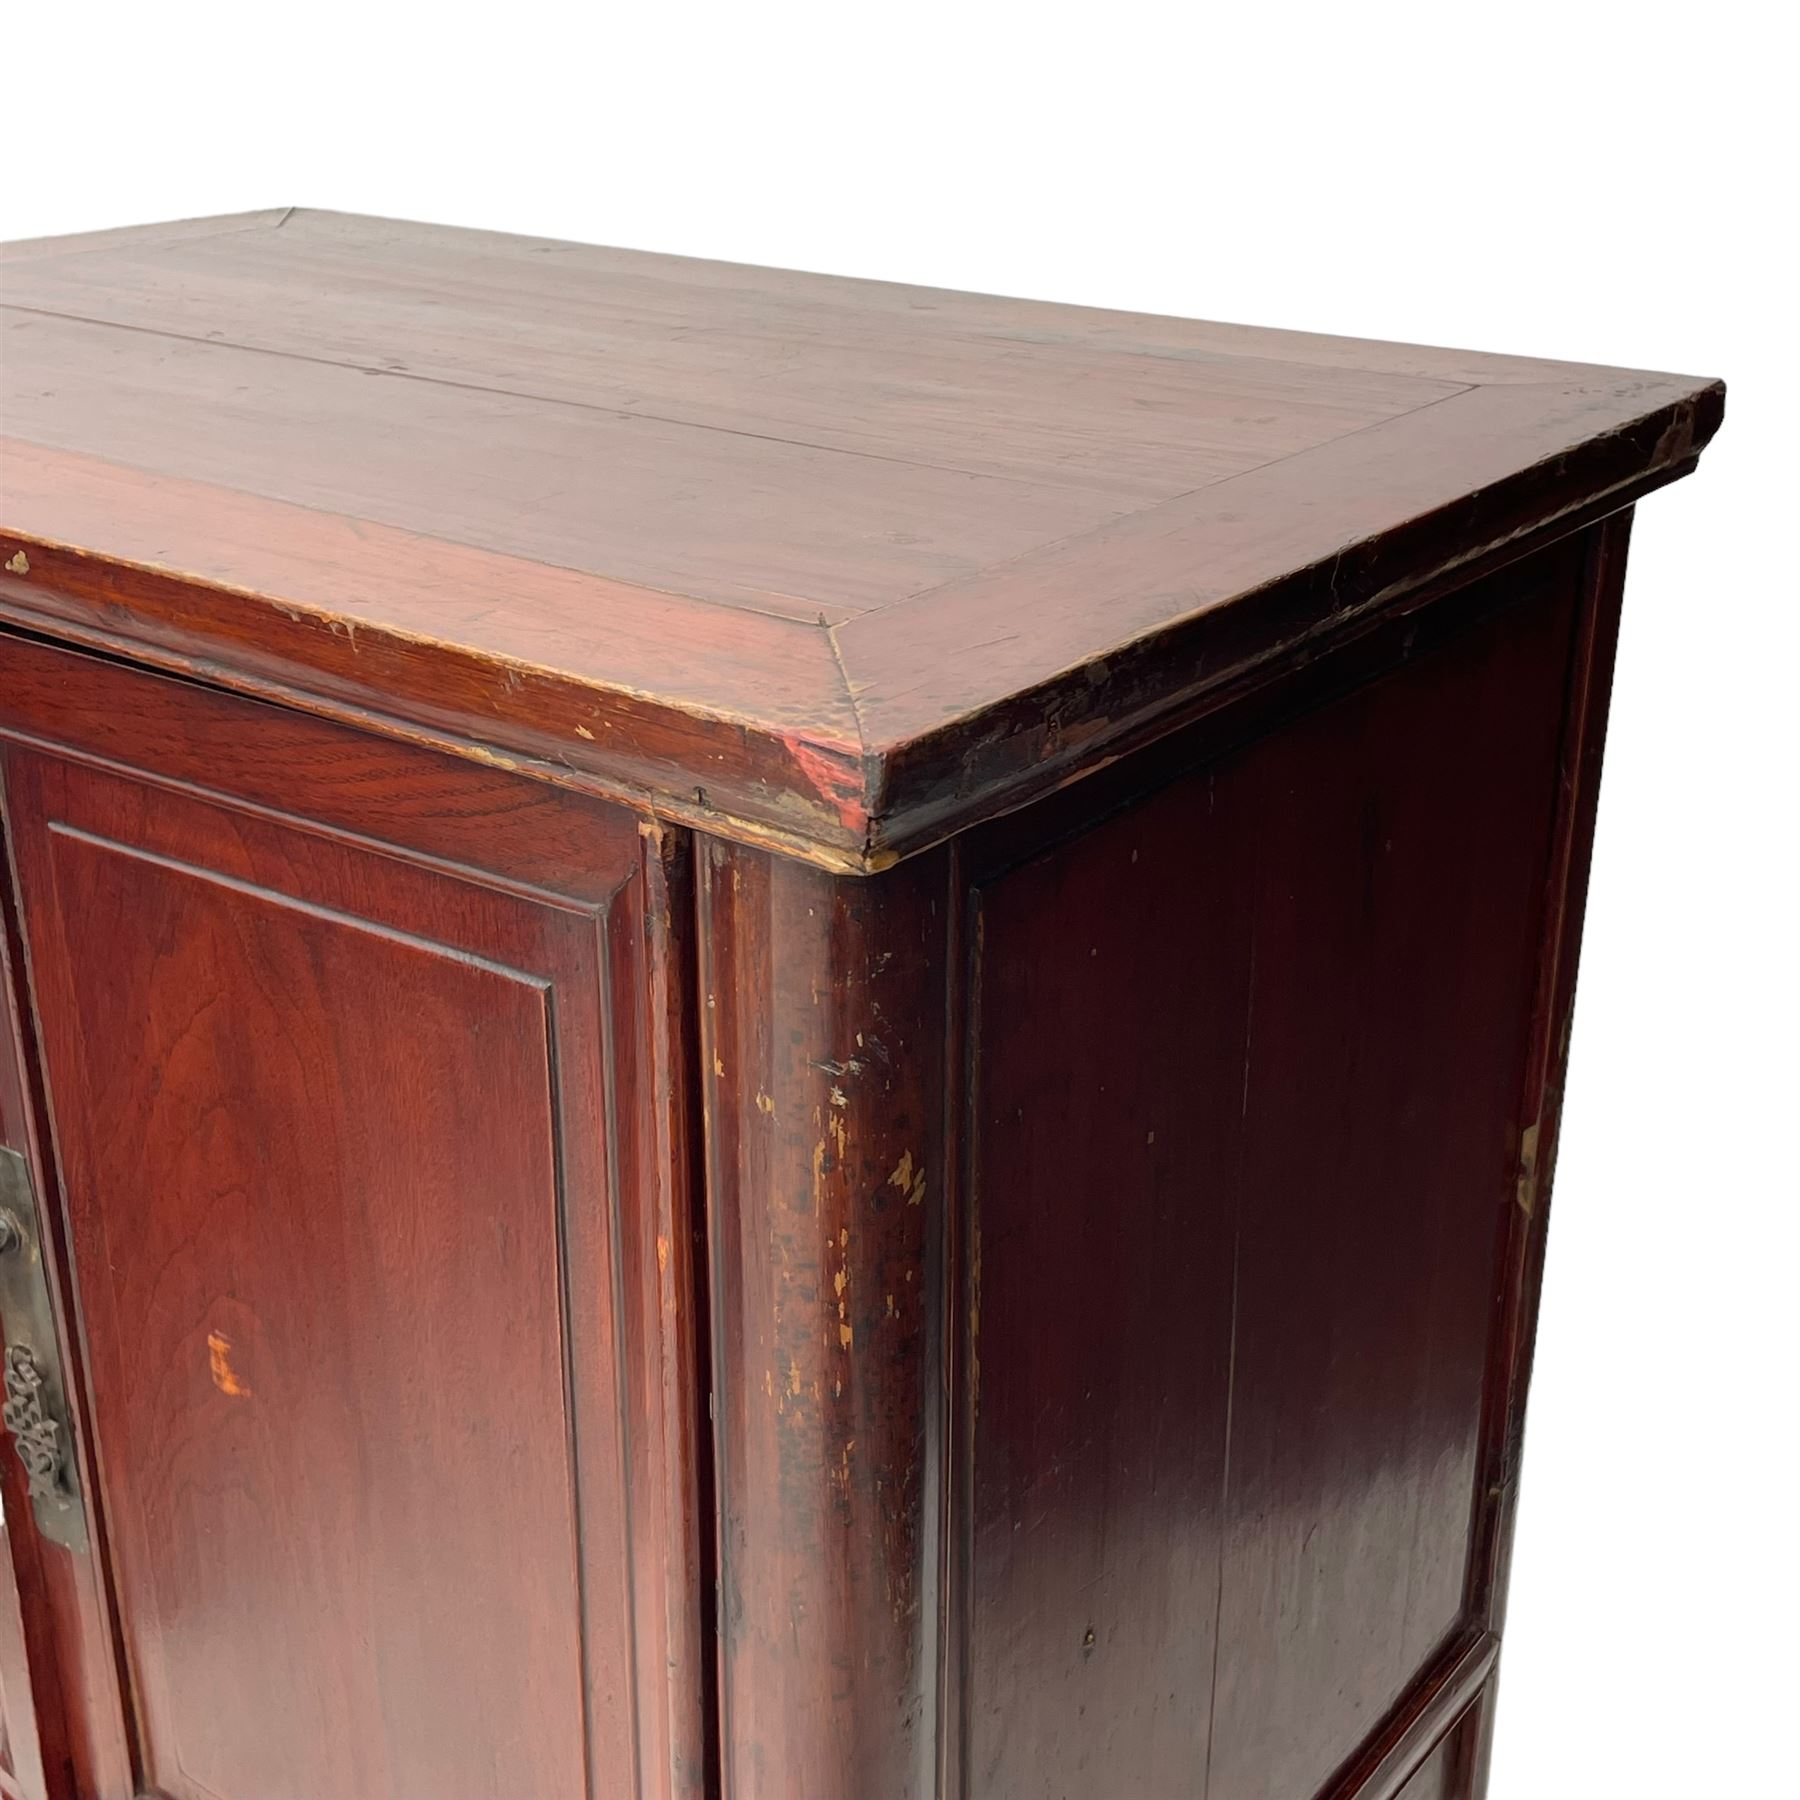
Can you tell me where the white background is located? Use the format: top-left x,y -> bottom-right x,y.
3,3 -> 1792,1792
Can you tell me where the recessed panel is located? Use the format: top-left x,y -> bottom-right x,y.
967,568 -> 1577,1797
1397,1717 -> 1478,1800
5,754 -> 630,1800
968,774 -> 1254,1795
1204,567 -> 1576,1798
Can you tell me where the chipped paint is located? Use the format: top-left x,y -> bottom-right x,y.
1515,1120 -> 1543,1216
207,1330 -> 252,1399
4,550 -> 29,576
782,733 -> 872,837
887,1150 -> 926,1207
834,1247 -> 855,1351
755,1090 -> 775,1117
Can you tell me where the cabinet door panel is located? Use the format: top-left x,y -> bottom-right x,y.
3,744 -> 637,1800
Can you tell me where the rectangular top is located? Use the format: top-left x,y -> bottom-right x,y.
0,209 -> 1721,869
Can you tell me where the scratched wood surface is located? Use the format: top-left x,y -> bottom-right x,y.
0,640 -> 711,1800
699,842 -> 950,1798
0,212 -> 1721,1800
0,209 -> 1722,867
0,534 -> 1615,1800
683,527 -> 1623,1799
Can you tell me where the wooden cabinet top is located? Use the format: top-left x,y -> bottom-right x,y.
0,208 -> 1721,870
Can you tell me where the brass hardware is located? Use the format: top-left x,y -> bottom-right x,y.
3,1344 -> 66,1499
0,1146 -> 86,1550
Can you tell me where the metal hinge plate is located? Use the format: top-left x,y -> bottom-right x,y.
0,1145 -> 87,1551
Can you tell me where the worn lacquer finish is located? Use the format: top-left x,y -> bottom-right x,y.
699,844 -> 949,1799
681,527 -> 1627,1799
0,208 -> 1717,1800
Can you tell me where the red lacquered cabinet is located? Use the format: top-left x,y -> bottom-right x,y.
0,212 -> 1721,1799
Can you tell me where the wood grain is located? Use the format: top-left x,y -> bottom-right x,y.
0,208 -> 1715,1798
1200,552 -> 1577,1797
1394,1716 -> 1478,1800
0,210 -> 1464,502
0,810 -> 134,1800
949,540 -> 1580,1800
679,529 -> 1606,1798
698,843 -> 950,1799
1,309 -> 1140,623
10,754 -> 621,1799
0,209 -> 1722,868
0,653 -> 710,1800
961,763 -> 1252,1795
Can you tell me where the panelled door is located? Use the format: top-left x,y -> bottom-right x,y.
0,634 -> 704,1800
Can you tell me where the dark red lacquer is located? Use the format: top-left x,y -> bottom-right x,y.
0,211 -> 1718,1799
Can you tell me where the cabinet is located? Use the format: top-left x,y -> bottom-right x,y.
0,211 -> 1721,1799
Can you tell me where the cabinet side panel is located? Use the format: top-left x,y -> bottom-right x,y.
961,538 -> 1586,1800
962,771 -> 1256,1794
700,845 -> 950,1800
